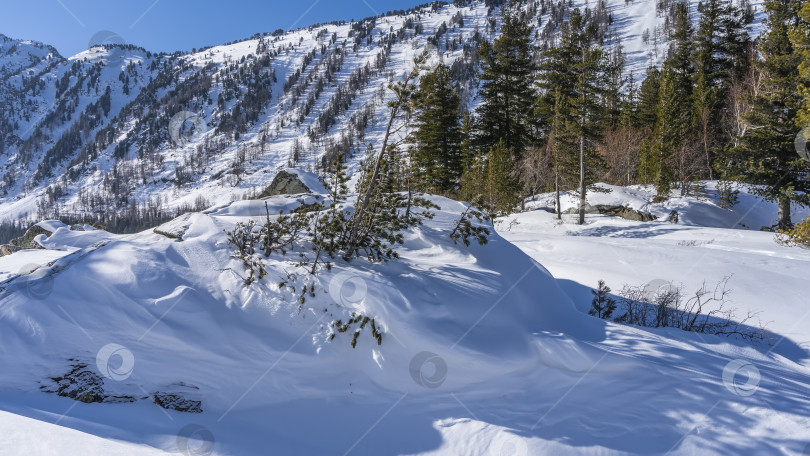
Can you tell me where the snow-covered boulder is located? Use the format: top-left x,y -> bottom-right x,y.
153,212 -> 194,241
562,203 -> 656,221
0,220 -> 67,256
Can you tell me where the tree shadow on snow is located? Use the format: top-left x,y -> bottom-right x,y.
570,223 -> 685,239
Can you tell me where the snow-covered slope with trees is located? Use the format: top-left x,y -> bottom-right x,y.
0,0 -> 762,230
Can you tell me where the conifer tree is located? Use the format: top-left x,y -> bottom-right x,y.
603,45 -> 627,128
458,139 -> 519,216
791,0 -> 810,126
589,280 -> 617,319
344,52 -> 427,260
692,0 -> 753,179
476,0 -> 535,158
460,110 -> 476,165
536,8 -> 608,224
722,0 -> 810,228
636,66 -> 661,129
619,71 -> 639,128
459,147 -> 488,210
648,3 -> 694,201
410,64 -> 463,194
486,139 -> 519,215
549,87 -> 577,218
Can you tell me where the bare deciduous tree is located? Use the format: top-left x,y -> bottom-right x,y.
598,125 -> 646,186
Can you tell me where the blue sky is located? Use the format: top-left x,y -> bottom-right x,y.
0,0 -> 427,57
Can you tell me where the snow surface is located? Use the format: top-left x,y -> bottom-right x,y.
0,183 -> 809,455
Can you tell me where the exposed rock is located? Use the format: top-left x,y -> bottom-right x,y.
564,204 -> 656,222
1,224 -> 55,257
152,392 -> 203,413
11,225 -> 52,249
0,244 -> 23,256
42,362 -> 121,404
42,360 -> 202,412
259,170 -> 315,197
668,210 -> 679,224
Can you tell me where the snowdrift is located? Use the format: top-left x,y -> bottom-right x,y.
3,184 -> 810,455
0,191 -> 603,451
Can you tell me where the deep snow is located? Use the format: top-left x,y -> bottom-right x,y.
0,182 -> 808,455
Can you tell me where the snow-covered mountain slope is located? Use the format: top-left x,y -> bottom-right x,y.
0,0 -> 764,226
0,184 -> 809,455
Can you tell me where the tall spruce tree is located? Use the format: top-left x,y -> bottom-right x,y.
647,2 -> 695,201
604,44 -> 627,128
536,8 -> 608,224
636,65 -> 661,129
692,0 -> 730,179
692,0 -> 754,179
791,0 -> 810,126
476,0 -> 535,158
549,86 -> 578,218
486,139 -> 520,215
410,64 -> 463,194
722,0 -> 810,228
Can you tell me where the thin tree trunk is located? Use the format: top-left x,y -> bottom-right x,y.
578,47 -> 586,226
343,56 -> 423,260
343,95 -> 401,260
778,196 -> 792,230
702,108 -> 713,180
555,168 -> 561,220
579,131 -> 585,225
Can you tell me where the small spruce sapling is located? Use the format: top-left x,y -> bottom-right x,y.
450,204 -> 491,246
589,280 -> 617,319
717,181 -> 739,209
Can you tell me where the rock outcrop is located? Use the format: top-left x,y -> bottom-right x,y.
0,224 -> 54,256
259,170 -> 317,197
563,204 -> 656,222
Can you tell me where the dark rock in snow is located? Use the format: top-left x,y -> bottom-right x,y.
43,362 -> 110,404
153,392 -> 203,413
42,360 -> 204,412
1,224 -> 54,256
669,210 -> 679,224
259,170 -> 316,197
564,204 -> 656,222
